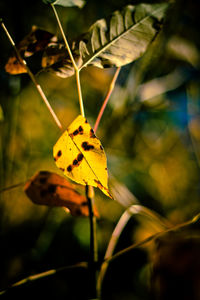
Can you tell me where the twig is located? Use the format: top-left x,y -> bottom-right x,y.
1,20 -> 62,130
94,67 -> 121,133
0,182 -> 25,193
0,262 -> 88,296
51,4 -> 85,117
86,185 -> 98,299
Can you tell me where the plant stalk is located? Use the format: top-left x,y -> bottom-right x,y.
97,204 -> 170,297
86,185 -> 98,299
1,20 -> 62,130
94,67 -> 121,133
51,4 -> 85,117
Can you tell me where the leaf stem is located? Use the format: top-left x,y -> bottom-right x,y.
94,67 -> 121,133
1,20 -> 62,130
51,4 -> 85,117
86,185 -> 98,299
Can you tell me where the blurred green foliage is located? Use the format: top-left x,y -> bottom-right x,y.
0,0 -> 200,299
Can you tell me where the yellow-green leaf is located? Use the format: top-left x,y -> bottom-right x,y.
53,115 -> 112,198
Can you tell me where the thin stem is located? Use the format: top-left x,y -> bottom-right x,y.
0,182 -> 25,193
106,213 -> 200,264
1,20 -> 62,130
76,70 -> 85,117
51,4 -> 77,71
86,185 -> 98,299
51,4 -> 85,117
97,204 -> 170,297
0,262 -> 88,296
94,67 -> 121,133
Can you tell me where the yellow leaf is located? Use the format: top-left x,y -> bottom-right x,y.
53,115 -> 112,198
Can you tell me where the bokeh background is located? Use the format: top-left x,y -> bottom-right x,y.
0,0 -> 200,299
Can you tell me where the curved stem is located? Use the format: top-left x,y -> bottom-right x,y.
94,67 -> 121,133
97,204 -> 170,298
1,20 -> 62,130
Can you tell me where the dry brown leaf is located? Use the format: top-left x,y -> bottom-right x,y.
24,170 -> 99,217
5,26 -> 57,75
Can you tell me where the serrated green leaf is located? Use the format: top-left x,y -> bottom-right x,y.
43,0 -> 85,8
79,3 -> 169,70
42,3 -> 169,78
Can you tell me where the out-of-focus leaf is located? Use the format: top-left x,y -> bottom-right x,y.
138,68 -> 189,102
5,26 -> 57,75
78,3 -> 169,70
53,115 -> 112,198
24,170 -> 99,217
167,36 -> 200,67
109,174 -> 138,208
42,43 -> 82,78
150,226 -> 200,299
43,0 -> 85,8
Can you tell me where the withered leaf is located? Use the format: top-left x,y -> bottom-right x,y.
24,170 -> 99,217
5,26 -> 57,75
41,43 -> 82,78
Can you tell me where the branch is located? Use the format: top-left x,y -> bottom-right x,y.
94,67 -> 121,133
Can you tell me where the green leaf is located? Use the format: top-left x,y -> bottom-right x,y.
43,3 -> 169,78
43,0 -> 85,8
78,3 -> 169,70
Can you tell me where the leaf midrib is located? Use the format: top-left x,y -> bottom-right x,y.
66,128 -> 107,188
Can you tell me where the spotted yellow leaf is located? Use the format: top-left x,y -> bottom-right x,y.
53,115 -> 112,198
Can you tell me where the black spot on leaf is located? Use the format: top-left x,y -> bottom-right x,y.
57,150 -> 62,157
39,177 -> 47,184
73,129 -> 79,136
40,189 -> 48,197
48,184 -> 56,194
73,159 -> 78,166
67,165 -> 72,172
77,153 -> 84,161
82,141 -> 94,151
78,126 -> 83,133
